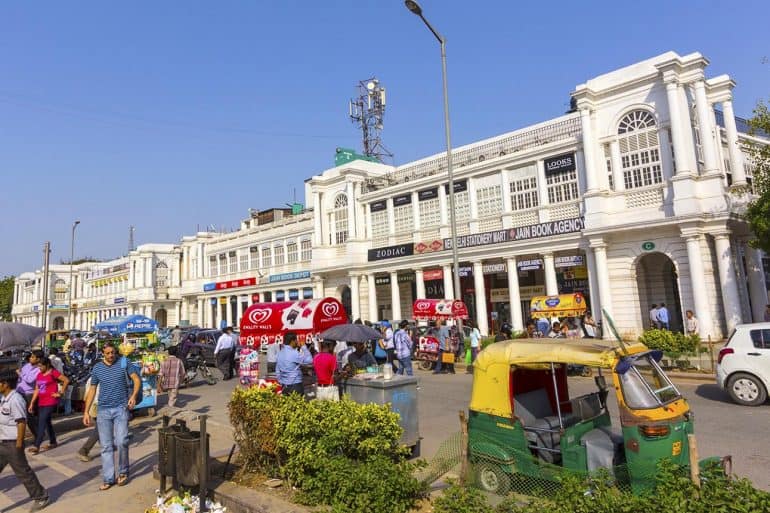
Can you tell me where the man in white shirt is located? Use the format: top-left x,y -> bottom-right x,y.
214,327 -> 237,381
382,321 -> 395,364
649,304 -> 660,329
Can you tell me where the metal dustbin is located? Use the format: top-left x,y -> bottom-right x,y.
158,424 -> 189,477
345,375 -> 420,456
174,431 -> 210,488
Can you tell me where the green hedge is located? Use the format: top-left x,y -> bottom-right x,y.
638,329 -> 700,357
228,387 -> 426,513
433,461 -> 770,513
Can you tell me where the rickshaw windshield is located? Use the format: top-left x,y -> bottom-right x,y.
616,354 -> 681,409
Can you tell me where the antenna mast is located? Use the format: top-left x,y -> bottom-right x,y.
349,77 -> 393,163
128,226 -> 135,254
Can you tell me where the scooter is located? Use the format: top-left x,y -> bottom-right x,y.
183,353 -> 218,386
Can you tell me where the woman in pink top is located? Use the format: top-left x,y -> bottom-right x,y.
28,357 -> 69,454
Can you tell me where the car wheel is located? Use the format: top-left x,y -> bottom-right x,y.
475,463 -> 509,495
727,373 -> 767,406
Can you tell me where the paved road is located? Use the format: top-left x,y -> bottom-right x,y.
0,369 -> 766,511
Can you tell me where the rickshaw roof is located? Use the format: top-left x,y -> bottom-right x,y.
475,340 -> 650,370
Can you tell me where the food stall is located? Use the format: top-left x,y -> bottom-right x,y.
93,315 -> 161,415
412,299 -> 469,371
529,293 -> 587,319
238,297 -> 348,387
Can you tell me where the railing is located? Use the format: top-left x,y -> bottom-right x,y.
362,114 -> 582,193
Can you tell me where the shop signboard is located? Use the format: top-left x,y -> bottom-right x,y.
368,243 -> 414,261
114,297 -> 126,304
251,293 -> 260,303
203,277 -> 258,291
483,263 -> 507,274
218,297 -> 228,305
544,153 -> 576,176
418,188 -> 438,201
398,274 -> 415,283
444,217 -> 584,249
370,200 -> 387,212
422,269 -> 444,281
554,255 -> 584,268
414,239 -> 444,254
490,288 -> 509,303
393,194 -> 412,207
443,179 -> 468,194
517,259 -> 543,271
268,271 -> 311,283
375,275 -> 391,286
641,241 -> 656,251
519,285 -> 545,299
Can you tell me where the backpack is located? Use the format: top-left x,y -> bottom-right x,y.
120,357 -> 143,405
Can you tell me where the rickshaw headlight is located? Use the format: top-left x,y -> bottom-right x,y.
639,424 -> 670,438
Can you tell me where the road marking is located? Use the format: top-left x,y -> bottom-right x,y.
44,459 -> 78,478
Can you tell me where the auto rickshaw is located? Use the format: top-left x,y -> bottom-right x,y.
467,341 -> 722,495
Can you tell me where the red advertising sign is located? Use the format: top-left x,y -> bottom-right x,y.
422,269 -> 444,281
239,297 -> 347,348
216,277 -> 257,290
412,299 -> 469,321
414,239 -> 445,254
251,293 -> 260,303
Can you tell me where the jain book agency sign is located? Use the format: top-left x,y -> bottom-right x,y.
444,217 -> 585,250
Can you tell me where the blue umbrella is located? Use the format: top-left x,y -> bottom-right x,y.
0,322 -> 45,352
319,324 -> 382,343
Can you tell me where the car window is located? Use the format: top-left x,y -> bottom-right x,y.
749,329 -> 770,349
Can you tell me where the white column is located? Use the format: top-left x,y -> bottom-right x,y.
365,206 -> 373,241
468,178 -> 479,220
412,192 -> 421,232
198,243 -> 205,278
713,233 -> 743,333
658,128 -> 675,180
346,182 -> 357,239
584,248 -> 601,320
349,274 -> 360,322
500,169 -> 512,213
506,257 -> 523,332
543,253 -> 558,296
314,276 -> 324,299
692,80 -> 719,173
590,240 -> 613,337
665,80 -> 695,175
746,246 -> 769,322
684,234 -> 715,338
367,274 -> 378,322
225,297 -> 233,327
415,269 -> 426,299
390,272 -> 401,321
609,140 -> 625,191
579,108 -> 599,193
472,262 -> 489,335
386,198 -> 396,237
236,298 -> 244,327
722,99 -> 746,185
442,265 -> 454,300
313,191 -> 323,245
438,184 -> 448,226
144,258 -> 151,287
536,159 -> 549,207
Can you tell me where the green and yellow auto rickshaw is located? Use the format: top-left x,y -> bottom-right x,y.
468,341 -> 722,495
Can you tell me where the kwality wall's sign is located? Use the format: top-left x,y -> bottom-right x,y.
444,217 -> 585,250
544,152 -> 576,176
203,277 -> 258,292
368,243 -> 414,261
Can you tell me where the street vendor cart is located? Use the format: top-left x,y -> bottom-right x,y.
238,297 -> 347,387
93,314 -> 161,415
412,299 -> 469,371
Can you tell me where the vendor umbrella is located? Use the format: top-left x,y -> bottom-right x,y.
319,324 -> 382,343
0,322 -> 45,352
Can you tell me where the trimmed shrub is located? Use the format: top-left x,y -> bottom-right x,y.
639,329 -> 700,358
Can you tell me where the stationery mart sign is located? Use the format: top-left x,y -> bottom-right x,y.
444,217 -> 585,250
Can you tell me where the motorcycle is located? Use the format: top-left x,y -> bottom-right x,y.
183,353 -> 218,386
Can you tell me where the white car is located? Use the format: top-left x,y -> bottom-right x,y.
716,322 -> 770,406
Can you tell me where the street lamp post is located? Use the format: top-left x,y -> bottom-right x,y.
404,0 -> 463,318
68,220 -> 80,331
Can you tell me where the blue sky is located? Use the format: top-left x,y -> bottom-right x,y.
1,1 -> 768,277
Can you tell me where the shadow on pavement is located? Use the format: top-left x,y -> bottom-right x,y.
694,384 -> 733,404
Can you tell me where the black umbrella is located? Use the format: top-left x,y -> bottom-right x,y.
0,322 -> 45,352
319,324 -> 382,343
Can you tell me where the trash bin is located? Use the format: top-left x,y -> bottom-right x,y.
158,424 -> 188,477
174,431 -> 210,488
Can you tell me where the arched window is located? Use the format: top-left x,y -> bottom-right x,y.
155,262 -> 168,288
332,194 -> 349,245
617,110 -> 663,189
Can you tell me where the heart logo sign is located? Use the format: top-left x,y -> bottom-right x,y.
248,309 -> 271,324
321,302 -> 339,317
416,300 -> 431,311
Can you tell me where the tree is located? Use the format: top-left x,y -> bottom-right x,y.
743,99 -> 770,252
0,276 -> 15,321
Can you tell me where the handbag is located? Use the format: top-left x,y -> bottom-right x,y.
441,352 -> 455,364
464,348 -> 472,364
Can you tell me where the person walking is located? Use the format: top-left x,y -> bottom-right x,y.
16,350 -> 42,439
685,310 -> 699,336
77,376 -> 99,462
27,358 -> 69,454
276,332 -> 312,396
468,322 -> 481,373
433,320 -> 454,374
394,320 -> 414,376
649,304 -> 660,329
657,303 -> 670,330
171,325 -> 182,347
0,370 -> 50,511
83,343 -> 141,490
582,311 -> 597,338
159,346 -> 185,409
382,321 -> 396,365
313,340 -> 338,401
214,327 -> 236,380
47,348 -> 72,415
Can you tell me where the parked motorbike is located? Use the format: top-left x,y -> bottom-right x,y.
183,353 -> 218,386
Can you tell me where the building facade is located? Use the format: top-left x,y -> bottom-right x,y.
12,51 -> 770,339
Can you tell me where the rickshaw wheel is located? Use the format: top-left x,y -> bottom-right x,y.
475,463 -> 509,494
418,360 -> 434,371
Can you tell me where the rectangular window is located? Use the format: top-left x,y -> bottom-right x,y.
218,254 -> 227,276
249,247 -> 259,270
604,143 -> 614,190
452,190 -> 470,222
261,247 -> 272,268
393,204 -> 413,234
274,245 -> 285,266
476,185 -> 502,218
300,239 -> 312,261
239,252 -> 248,272
209,256 -> 217,277
370,210 -> 389,239
419,198 -> 441,228
228,251 -> 237,274
509,177 -> 539,210
546,169 -> 579,204
287,241 -> 298,263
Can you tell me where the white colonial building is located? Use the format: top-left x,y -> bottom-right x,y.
12,51 -> 770,339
